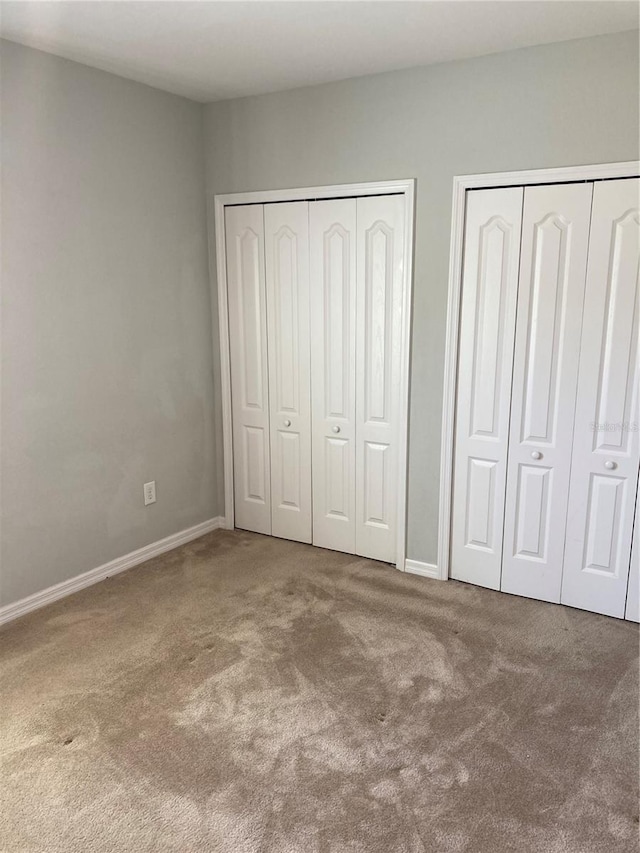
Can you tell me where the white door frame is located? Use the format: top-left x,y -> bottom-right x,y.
213,179 -> 416,570
438,160 -> 640,582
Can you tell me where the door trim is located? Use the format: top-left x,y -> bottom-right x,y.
439,161 -> 640,582
213,179 -> 416,570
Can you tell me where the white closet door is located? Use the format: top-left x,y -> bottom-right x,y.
264,202 -> 312,543
561,179 -> 640,617
501,183 -> 593,602
355,195 -> 405,563
310,199 -> 357,553
626,476 -> 640,622
451,187 -> 524,589
226,204 -> 271,534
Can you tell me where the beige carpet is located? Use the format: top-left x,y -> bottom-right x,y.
1,529 -> 638,853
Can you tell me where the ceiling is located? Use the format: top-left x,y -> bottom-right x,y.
1,1 -> 638,103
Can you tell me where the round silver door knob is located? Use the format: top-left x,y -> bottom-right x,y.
530,450 -> 543,460
604,460 -> 617,470
332,425 -> 341,434
283,419 -> 291,427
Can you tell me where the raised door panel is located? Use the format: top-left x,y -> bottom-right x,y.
501,183 -> 593,602
355,195 -> 404,563
310,199 -> 357,554
265,202 -> 312,543
226,204 -> 271,534
626,472 -> 639,623
451,188 -> 524,589
561,179 -> 640,617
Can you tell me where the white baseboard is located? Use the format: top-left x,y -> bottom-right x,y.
404,558 -> 442,580
0,516 -> 226,628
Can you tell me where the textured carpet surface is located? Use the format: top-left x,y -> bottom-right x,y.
1,529 -> 638,853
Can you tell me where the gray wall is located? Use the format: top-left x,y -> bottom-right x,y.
1,41 -> 217,605
204,31 -> 640,565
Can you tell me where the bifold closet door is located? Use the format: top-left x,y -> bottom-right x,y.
264,202 -> 312,543
560,178 -> 640,618
226,204 -> 271,534
451,187 -> 524,589
310,199 -> 357,553
355,195 -> 405,563
309,194 -> 405,563
501,183 -> 593,603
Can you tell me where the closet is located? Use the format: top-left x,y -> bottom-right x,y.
224,193 -> 406,564
452,177 -> 640,620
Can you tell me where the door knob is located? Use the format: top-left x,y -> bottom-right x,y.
604,460 -> 617,470
332,425 -> 341,434
283,419 -> 291,428
530,450 -> 543,460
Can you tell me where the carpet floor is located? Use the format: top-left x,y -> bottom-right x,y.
0,529 -> 638,853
